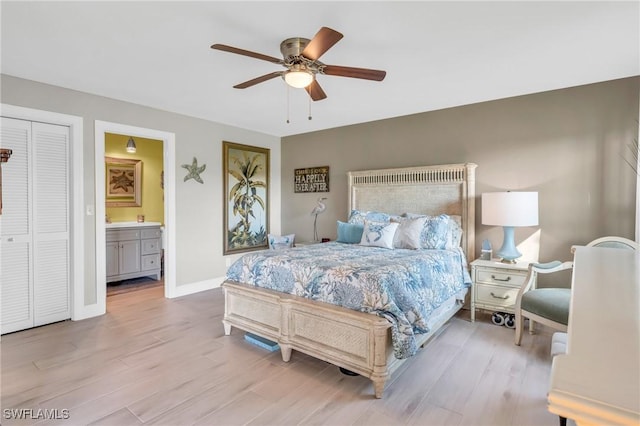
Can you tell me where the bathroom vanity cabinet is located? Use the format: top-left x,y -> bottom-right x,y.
106,222 -> 161,283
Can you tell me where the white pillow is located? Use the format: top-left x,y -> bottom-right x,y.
268,233 -> 295,250
392,216 -> 428,249
360,221 -> 399,249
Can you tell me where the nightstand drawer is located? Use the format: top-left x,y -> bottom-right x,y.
476,270 -> 526,287
475,284 -> 518,309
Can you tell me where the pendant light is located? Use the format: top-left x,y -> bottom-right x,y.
126,137 -> 137,153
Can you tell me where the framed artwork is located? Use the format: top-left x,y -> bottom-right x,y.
223,141 -> 269,255
105,157 -> 142,207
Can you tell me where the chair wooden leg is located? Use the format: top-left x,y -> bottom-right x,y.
529,318 -> 535,334
515,312 -> 524,345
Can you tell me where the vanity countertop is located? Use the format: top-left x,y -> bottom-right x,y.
105,221 -> 162,229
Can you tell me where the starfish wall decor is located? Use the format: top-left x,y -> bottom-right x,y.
110,170 -> 135,192
182,157 -> 206,184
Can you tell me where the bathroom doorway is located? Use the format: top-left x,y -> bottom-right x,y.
94,121 -> 176,314
104,133 -> 165,297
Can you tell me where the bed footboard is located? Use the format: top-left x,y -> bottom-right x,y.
223,280 -> 392,397
223,280 -> 464,398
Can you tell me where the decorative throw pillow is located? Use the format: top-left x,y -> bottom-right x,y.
420,214 -> 451,249
336,221 -> 365,244
360,221 -> 399,249
392,216 -> 428,249
268,233 -> 295,250
348,209 -> 391,225
403,213 -> 462,250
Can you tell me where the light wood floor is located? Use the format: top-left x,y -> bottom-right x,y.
107,277 -> 163,297
2,286 -> 562,426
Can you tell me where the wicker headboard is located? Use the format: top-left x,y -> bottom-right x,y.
348,163 -> 477,262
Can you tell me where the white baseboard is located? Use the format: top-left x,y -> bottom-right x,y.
168,276 -> 225,298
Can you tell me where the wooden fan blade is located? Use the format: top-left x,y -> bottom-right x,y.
322,65 -> 386,81
234,72 -> 283,89
305,80 -> 327,101
211,44 -> 283,64
301,27 -> 344,61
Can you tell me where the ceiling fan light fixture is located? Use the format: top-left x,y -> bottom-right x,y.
212,27 -> 385,101
284,67 -> 314,88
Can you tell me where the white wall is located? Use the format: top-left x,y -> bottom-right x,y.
1,74 -> 281,308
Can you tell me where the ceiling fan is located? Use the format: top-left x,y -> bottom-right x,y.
211,27 -> 386,101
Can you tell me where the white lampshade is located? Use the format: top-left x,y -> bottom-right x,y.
482,192 -> 538,227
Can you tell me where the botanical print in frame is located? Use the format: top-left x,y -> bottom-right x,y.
105,157 -> 142,207
223,141 -> 270,255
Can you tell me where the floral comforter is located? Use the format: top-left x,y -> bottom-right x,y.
226,242 -> 471,359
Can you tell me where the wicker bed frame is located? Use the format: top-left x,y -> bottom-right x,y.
222,163 -> 477,398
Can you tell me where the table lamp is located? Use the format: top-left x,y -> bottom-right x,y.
482,191 -> 538,263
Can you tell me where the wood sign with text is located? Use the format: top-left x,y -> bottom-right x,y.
294,166 -> 329,193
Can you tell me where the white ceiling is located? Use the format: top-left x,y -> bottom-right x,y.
1,1 -> 638,137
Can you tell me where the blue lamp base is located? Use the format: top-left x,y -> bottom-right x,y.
497,226 -> 522,263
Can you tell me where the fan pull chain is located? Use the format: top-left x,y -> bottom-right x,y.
286,85 -> 290,124
308,96 -> 312,121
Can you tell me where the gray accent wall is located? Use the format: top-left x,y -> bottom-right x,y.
282,77 -> 638,284
1,74 -> 281,305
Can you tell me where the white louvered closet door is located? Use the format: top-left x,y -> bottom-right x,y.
32,122 -> 70,327
1,118 -> 70,334
1,118 -> 34,333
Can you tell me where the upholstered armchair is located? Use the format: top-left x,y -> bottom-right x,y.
514,261 -> 573,345
514,236 -> 638,346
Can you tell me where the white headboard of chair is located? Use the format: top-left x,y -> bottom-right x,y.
348,163 -> 478,262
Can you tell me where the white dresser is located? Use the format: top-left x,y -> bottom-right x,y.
548,246 -> 639,425
106,222 -> 162,283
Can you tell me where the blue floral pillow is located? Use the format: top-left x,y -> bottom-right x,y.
360,221 -> 399,249
420,214 -> 451,249
348,209 -> 392,225
403,213 -> 462,250
268,233 -> 295,250
336,221 -> 365,244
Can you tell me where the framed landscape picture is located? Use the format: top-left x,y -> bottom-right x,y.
106,157 -> 142,207
223,141 -> 270,255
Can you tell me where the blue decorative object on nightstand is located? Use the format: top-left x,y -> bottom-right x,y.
481,239 -> 492,260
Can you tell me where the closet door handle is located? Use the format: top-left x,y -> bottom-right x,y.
7,237 -> 14,242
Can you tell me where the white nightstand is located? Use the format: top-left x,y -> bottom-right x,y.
470,258 -> 530,322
